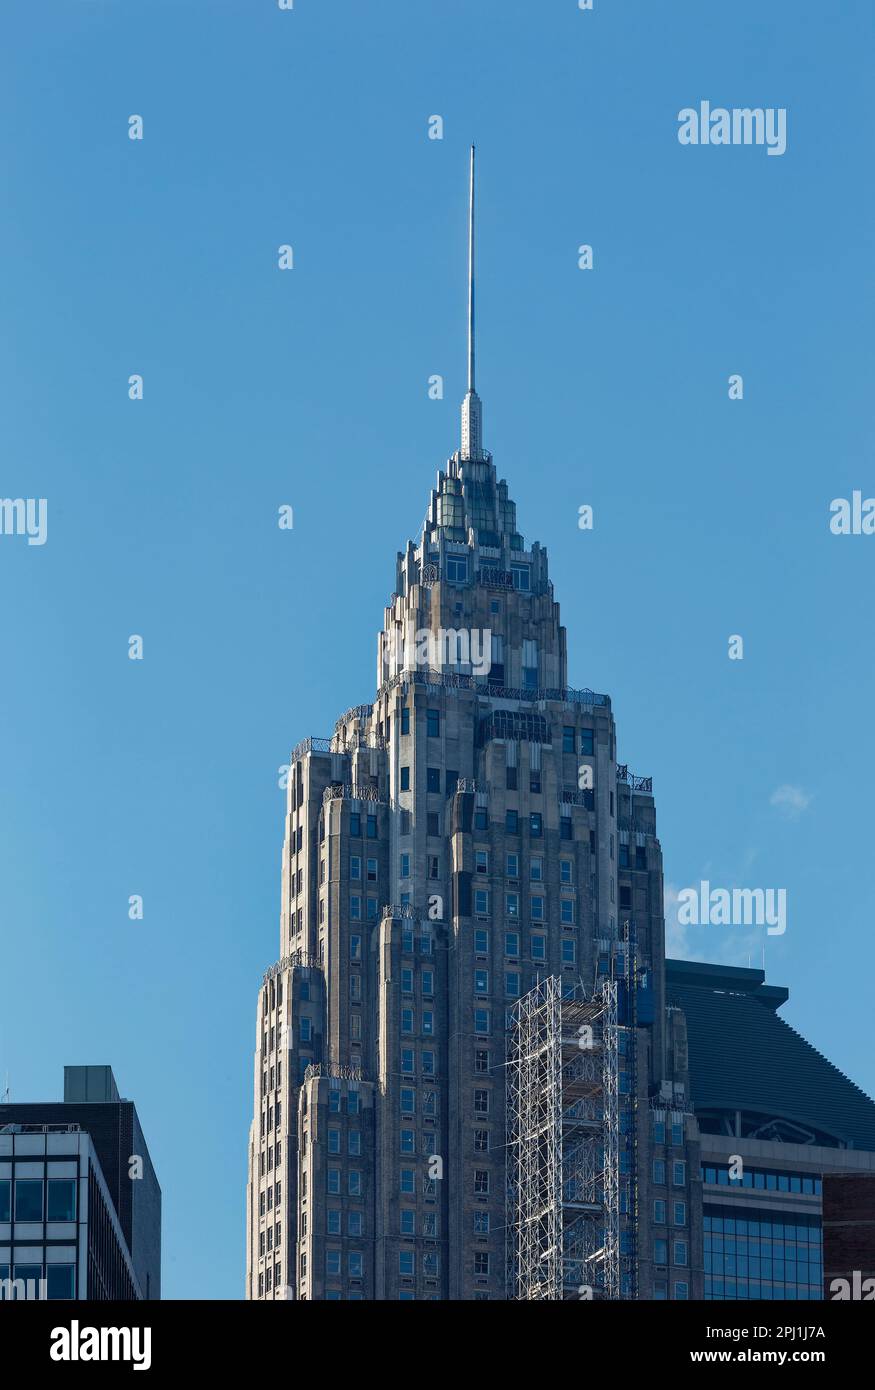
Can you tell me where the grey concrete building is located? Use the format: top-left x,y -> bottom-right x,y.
246,149 -> 675,1302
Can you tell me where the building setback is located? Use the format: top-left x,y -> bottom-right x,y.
0,1065 -> 161,1301
246,151 -> 875,1301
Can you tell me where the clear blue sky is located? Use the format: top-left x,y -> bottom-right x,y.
1,1 -> 873,1299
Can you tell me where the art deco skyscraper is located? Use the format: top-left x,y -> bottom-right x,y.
245,149 -> 672,1301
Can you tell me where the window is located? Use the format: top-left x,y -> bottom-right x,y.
474,808 -> 488,831
475,850 -> 489,875
401,1008 -> 414,1035
367,858 -> 378,881
673,1201 -> 686,1226
531,934 -> 546,961
674,1281 -> 689,1300
350,855 -> 361,880
367,814 -> 377,838
654,1239 -> 668,1266
529,771 -> 541,793
401,1209 -> 415,1236
427,709 -> 440,737
505,853 -> 519,878
671,1120 -> 684,1147
327,1169 -> 341,1195
475,889 -> 490,916
530,813 -> 542,837
530,895 -> 544,921
446,556 -> 468,583
579,729 -> 594,756
504,931 -> 519,957
474,1251 -> 491,1276
349,1252 -> 363,1279
349,974 -> 361,1002
423,1212 -> 437,1238
401,705 -> 410,735
400,1087 -> 416,1114
474,968 -> 489,993
349,1170 -> 362,1196
428,856 -> 439,878
475,1049 -> 490,1074
505,765 -> 518,791
422,1010 -> 434,1035
399,1251 -> 415,1276
672,1161 -> 686,1187
560,899 -> 575,925
15,1180 -> 42,1221
46,1179 -> 76,1222
401,967 -> 414,994
0,1180 -> 9,1223
505,810 -> 519,834
46,1265 -> 75,1300
401,1047 -> 414,1074
422,1050 -> 436,1075
511,563 -> 530,592
474,1170 -> 490,1195
300,1017 -> 312,1043
561,938 -> 576,965
560,816 -> 573,841
422,969 -> 434,996
400,1129 -> 415,1154
673,1240 -> 688,1267
328,1127 -> 341,1154
474,1128 -> 489,1152
426,768 -> 441,793
560,858 -> 573,886
400,853 -> 410,878
400,1169 -> 415,1194
474,1008 -> 491,1035
327,1209 -> 341,1235
474,1211 -> 490,1234
474,1089 -> 489,1114
653,1200 -> 666,1225
428,812 -> 440,836
474,928 -> 489,953
400,766 -> 410,791
326,1249 -> 341,1277
653,1160 -> 666,1186
563,726 -> 575,753
505,892 -> 519,918
505,971 -> 521,996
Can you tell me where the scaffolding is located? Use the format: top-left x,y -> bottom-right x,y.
507,975 -> 620,1300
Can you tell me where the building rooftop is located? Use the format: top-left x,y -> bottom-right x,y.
666,959 -> 875,1152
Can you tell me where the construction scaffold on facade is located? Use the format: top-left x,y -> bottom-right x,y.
506,974 -> 623,1300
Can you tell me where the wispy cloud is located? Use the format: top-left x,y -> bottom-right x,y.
770,784 -> 813,819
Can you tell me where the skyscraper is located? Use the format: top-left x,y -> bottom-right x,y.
245,151 -> 875,1302
247,148 -> 667,1301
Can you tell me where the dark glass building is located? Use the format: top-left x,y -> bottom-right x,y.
0,1065 -> 161,1300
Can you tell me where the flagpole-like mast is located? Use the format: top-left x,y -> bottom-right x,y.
460,144 -> 484,461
